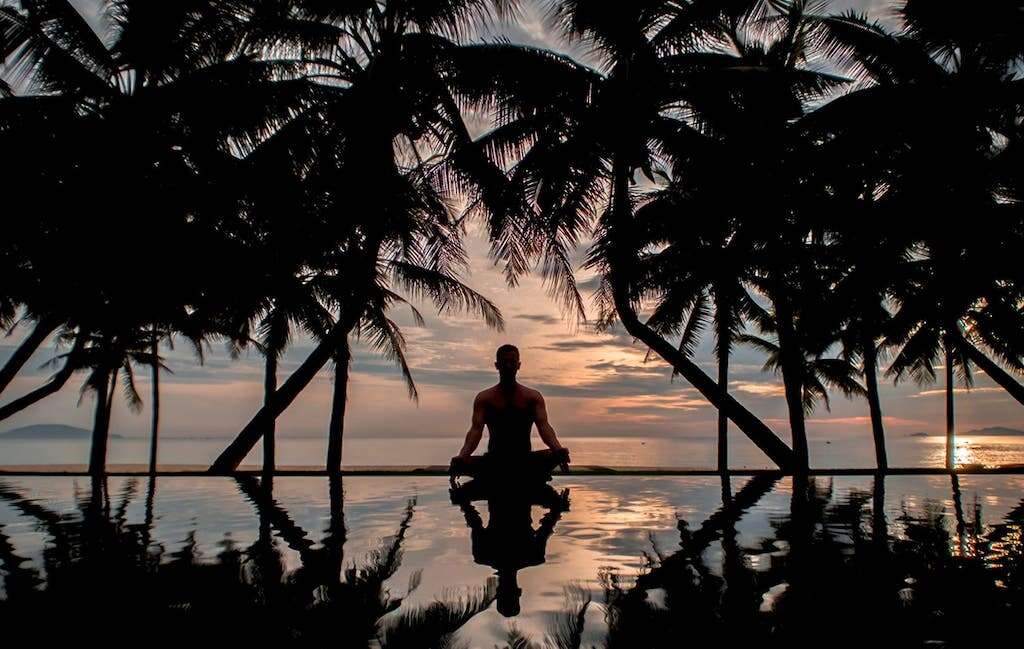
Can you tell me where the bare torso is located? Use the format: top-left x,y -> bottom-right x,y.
454,376 -> 568,471
478,383 -> 540,456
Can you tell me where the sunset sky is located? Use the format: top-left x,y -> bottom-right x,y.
2,0 -> 1022,449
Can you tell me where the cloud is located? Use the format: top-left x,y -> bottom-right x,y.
604,393 -> 708,413
515,313 -> 563,325
577,275 -> 604,293
912,387 -> 1006,398
730,381 -> 787,397
602,406 -> 689,421
805,415 -> 928,428
536,367 -> 698,400
533,339 -> 621,352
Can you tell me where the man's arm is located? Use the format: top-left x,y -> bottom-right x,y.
534,393 -> 565,451
457,393 -> 486,458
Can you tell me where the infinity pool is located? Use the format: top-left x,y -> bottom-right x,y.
1,475 -> 1021,647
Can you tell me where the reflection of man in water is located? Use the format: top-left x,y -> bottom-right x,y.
451,480 -> 570,617
450,344 -> 570,478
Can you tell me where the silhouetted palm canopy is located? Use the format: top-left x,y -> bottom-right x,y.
208,0 -> 518,471
2,0 -> 1024,473
448,0 -> 859,469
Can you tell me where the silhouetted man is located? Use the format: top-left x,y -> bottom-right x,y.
449,344 -> 570,479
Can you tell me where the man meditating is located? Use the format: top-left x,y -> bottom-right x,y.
450,344 -> 571,480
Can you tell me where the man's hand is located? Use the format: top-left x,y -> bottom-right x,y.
448,455 -> 467,488
449,455 -> 468,474
554,446 -> 571,472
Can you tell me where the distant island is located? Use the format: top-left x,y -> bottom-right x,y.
963,426 -> 1024,437
909,427 -> 1024,438
0,424 -> 123,440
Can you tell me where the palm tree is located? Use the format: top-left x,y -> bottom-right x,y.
318,228 -> 506,473
0,328 -> 88,422
739,314 -> 867,427
805,89 -> 921,470
0,0 -> 306,441
823,213 -> 912,471
209,0 -> 517,472
74,327 -> 159,474
632,188 -> 766,471
147,327 -> 162,475
835,307 -> 893,471
326,337 -> 350,472
142,324 -> 203,475
451,0 -> 850,470
0,0 -> 298,474
674,0 -> 848,470
0,312 -> 63,397
956,288 -> 1024,406
818,1 -> 1024,469
225,273 -> 333,473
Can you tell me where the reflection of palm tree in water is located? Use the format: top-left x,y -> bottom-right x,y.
451,479 -> 571,617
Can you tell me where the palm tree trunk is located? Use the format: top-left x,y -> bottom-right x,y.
605,157 -> 796,471
210,235 -> 384,474
0,333 -> 85,422
263,353 -> 278,476
957,336 -> 1024,405
326,336 -> 350,473
862,333 -> 887,470
0,315 -> 61,396
782,371 -> 807,467
945,337 -> 955,471
89,366 -> 118,475
773,294 -> 808,471
147,333 -> 160,476
716,318 -> 729,473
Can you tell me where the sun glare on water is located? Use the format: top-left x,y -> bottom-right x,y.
924,434 -> 1024,469
954,439 -> 977,468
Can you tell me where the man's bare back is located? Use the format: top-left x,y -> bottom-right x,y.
478,383 -> 544,455
451,345 -> 570,476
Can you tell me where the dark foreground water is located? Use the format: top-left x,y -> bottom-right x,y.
0,475 -> 1022,648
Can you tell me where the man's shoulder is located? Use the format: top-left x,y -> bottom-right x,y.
519,385 -> 544,401
474,386 -> 499,402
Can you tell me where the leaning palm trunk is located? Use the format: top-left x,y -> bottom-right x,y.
89,366 -> 118,475
0,315 -> 61,396
0,333 -> 85,422
147,333 -> 160,475
957,336 -> 1024,406
326,336 -> 350,473
607,159 -> 796,471
944,335 -> 956,471
861,332 -> 887,470
210,240 -> 382,473
263,353 -> 278,475
211,308 -> 354,473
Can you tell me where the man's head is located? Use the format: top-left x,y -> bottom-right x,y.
495,569 -> 522,617
494,344 -> 520,382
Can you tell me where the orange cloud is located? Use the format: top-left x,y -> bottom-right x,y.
730,381 -> 786,397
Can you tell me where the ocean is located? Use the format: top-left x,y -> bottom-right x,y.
2,432 -> 1023,469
